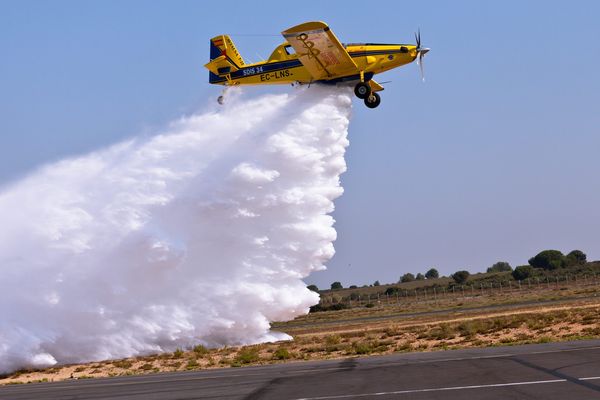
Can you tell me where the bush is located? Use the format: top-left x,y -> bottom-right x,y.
566,250 -> 587,266
416,273 -> 425,281
307,284 -> 319,292
512,265 -> 534,280
528,250 -> 566,270
384,287 -> 398,295
330,281 -> 343,290
452,270 -> 470,284
193,345 -> 209,356
272,347 -> 291,360
373,280 -> 380,286
172,348 -> 184,358
235,347 -> 260,364
309,303 -> 348,313
400,273 -> 415,283
487,261 -> 512,273
425,268 -> 439,279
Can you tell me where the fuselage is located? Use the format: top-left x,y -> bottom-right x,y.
208,43 -> 419,86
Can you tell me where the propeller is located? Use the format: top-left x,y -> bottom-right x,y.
414,29 -> 430,82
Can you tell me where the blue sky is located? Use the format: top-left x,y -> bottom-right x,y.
2,1 -> 599,288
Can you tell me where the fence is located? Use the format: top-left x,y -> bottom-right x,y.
318,273 -> 600,309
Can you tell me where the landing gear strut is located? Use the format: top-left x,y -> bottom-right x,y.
354,82 -> 381,108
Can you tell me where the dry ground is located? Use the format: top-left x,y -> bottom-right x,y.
2,290 -> 600,385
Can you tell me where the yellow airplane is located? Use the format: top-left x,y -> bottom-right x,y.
204,21 -> 430,108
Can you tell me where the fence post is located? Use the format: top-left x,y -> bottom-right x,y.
481,284 -> 484,296
518,280 -> 521,290
527,278 -> 531,289
461,286 -> 465,298
546,277 -> 550,289
471,285 -> 474,296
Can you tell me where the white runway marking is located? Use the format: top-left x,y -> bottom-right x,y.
294,376 -> 600,400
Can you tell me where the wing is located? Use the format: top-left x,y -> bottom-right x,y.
281,21 -> 359,80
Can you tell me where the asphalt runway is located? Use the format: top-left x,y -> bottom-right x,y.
2,340 -> 600,399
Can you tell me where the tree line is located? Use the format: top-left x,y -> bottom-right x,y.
308,248 -> 589,292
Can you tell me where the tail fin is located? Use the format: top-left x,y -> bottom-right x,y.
210,35 -> 246,67
206,35 -> 246,84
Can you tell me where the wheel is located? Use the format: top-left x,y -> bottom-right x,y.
217,95 -> 224,105
364,92 -> 381,108
354,82 -> 371,99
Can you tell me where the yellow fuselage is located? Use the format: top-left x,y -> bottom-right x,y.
209,43 -> 418,89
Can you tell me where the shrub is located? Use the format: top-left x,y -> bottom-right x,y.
272,347 -> 291,360
330,281 -> 343,290
425,268 -> 439,279
487,261 -> 512,273
307,284 -> 319,292
373,280 -> 380,286
235,347 -> 260,364
400,273 -> 415,283
384,287 -> 398,295
138,363 -> 154,371
309,303 -> 347,313
528,250 -> 565,270
172,348 -> 184,358
416,273 -> 425,281
185,359 -> 199,370
452,270 -> 470,284
193,344 -> 209,356
512,265 -> 534,280
112,360 -> 132,369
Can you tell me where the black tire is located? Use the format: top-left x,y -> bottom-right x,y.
354,82 -> 371,99
217,95 -> 224,105
364,92 -> 381,108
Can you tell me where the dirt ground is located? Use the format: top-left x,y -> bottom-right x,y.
2,294 -> 600,386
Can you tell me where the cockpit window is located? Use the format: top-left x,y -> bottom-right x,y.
284,45 -> 295,55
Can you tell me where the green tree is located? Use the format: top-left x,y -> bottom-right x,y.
452,270 -> 470,284
307,284 -> 319,292
528,250 -> 566,270
487,261 -> 512,273
425,268 -> 439,279
330,281 -> 343,290
373,280 -> 380,286
566,250 -> 587,266
400,273 -> 415,283
512,265 -> 534,280
416,273 -> 425,281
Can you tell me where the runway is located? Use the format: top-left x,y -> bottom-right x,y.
2,340 -> 599,399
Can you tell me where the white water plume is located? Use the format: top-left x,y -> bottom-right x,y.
0,87 -> 352,373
